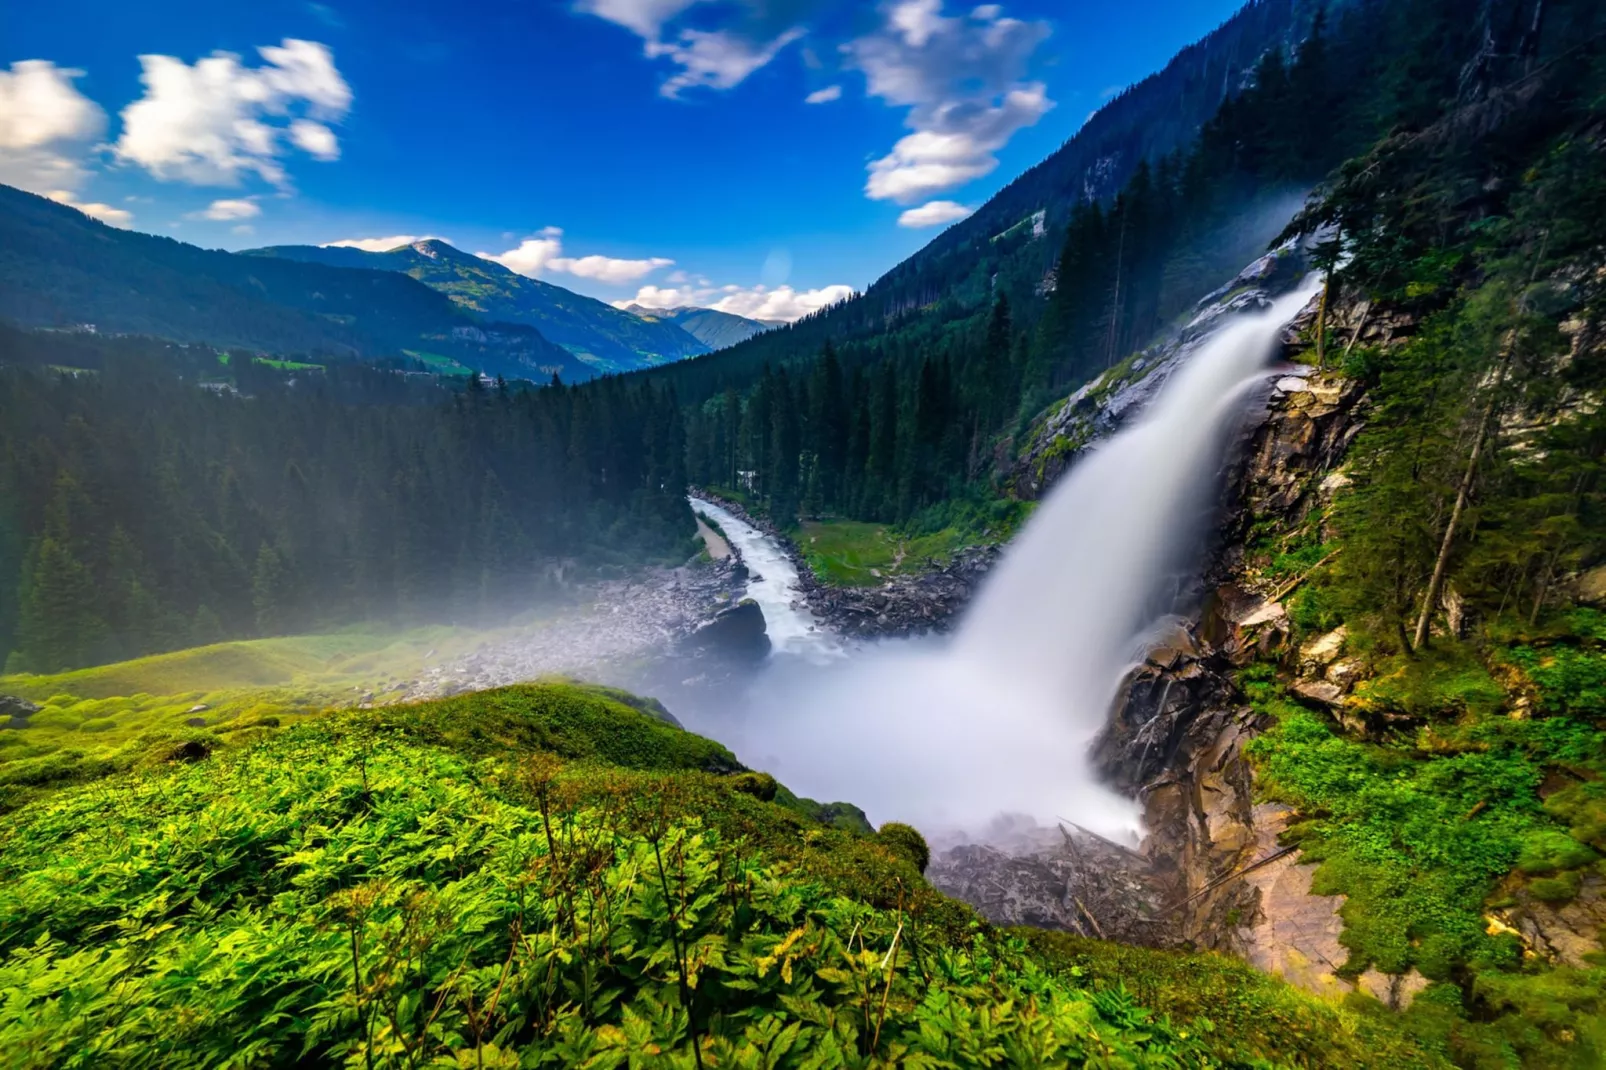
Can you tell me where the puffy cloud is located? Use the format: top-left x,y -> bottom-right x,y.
190,197 -> 261,221
618,284 -> 705,311
324,234 -> 450,251
615,281 -> 852,322
897,199 -> 972,227
477,227 -> 567,278
288,119 -> 340,160
0,61 -> 108,195
579,0 -> 813,98
45,189 -> 133,227
114,39 -> 352,186
479,227 -> 673,283
714,283 -> 852,321
551,253 -> 674,283
847,0 -> 1051,203
804,84 -> 841,103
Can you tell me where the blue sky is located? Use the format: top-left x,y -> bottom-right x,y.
4,0 -> 1243,320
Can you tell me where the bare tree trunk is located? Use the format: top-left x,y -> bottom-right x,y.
1315,274 -> 1331,369
1412,382 -> 1503,651
1105,214 -> 1128,370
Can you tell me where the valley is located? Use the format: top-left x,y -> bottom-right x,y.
2,0 -> 1605,1066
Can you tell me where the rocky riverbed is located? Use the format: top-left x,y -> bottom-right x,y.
690,490 -> 1001,640
399,557 -> 761,702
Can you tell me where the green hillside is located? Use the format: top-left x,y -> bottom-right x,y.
0,678 -> 1439,1068
248,240 -> 710,373
0,186 -> 591,382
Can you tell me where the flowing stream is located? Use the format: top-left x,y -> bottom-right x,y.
688,498 -> 842,662
699,282 -> 1321,840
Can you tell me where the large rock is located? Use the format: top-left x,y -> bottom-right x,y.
0,694 -> 39,730
680,598 -> 770,663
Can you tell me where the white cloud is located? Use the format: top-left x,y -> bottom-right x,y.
576,0 -> 705,38
232,224 -> 255,235
847,1 -> 1052,203
615,281 -> 852,322
0,61 -> 108,195
805,84 -> 841,103
479,227 -> 673,283
897,199 -> 972,227
325,234 -> 450,251
551,253 -> 674,283
477,227 -> 566,277
45,189 -> 132,227
651,27 -> 804,97
715,283 -> 852,321
114,39 -> 352,186
579,0 -> 810,97
288,119 -> 340,160
190,197 -> 260,221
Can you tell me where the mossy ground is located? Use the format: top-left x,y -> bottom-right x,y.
0,625 -> 506,811
0,669 -> 1442,1067
1240,610 -> 1606,1067
795,520 -> 972,587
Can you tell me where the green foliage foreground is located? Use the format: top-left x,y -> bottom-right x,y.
0,682 -> 1435,1068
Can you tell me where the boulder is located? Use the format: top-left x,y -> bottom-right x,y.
1297,626 -> 1348,675
0,693 -> 39,730
681,598 -> 770,663
1578,564 -> 1606,606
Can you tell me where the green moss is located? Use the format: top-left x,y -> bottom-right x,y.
1517,829 -> 1601,875
1351,646 -> 1507,720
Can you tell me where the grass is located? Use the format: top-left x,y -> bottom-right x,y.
796,519 -> 973,587
401,348 -> 473,376
0,679 -> 1442,1068
253,356 -> 325,371
0,625 -> 503,812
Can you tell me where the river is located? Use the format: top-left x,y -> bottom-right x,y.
687,497 -> 843,663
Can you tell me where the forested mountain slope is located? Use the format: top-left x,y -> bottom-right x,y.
247,240 -> 711,372
646,0 -> 1496,532
616,0 -> 1335,411
0,186 -> 591,382
0,330 -> 691,673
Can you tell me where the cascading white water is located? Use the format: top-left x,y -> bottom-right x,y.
727,281 -> 1320,841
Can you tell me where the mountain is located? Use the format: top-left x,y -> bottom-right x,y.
619,0 -> 1334,406
622,304 -> 773,349
245,240 -> 709,373
0,185 -> 589,381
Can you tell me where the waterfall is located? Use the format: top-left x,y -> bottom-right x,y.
728,281 -> 1320,840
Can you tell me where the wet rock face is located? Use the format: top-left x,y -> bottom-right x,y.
1012,249 -> 1309,501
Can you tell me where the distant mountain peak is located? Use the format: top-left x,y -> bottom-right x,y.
622,304 -> 773,349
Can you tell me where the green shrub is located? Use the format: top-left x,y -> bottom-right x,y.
877,821 -> 931,874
